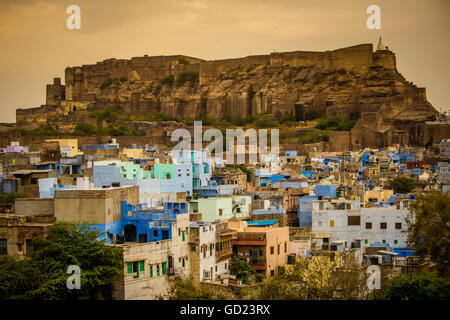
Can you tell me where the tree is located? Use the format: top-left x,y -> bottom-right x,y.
162,278 -> 224,300
0,222 -> 123,300
375,272 -> 450,300
255,253 -> 369,300
406,191 -> 450,278
230,257 -> 254,284
388,177 -> 416,194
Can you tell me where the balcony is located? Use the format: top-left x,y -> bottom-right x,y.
249,258 -> 267,270
233,239 -> 266,246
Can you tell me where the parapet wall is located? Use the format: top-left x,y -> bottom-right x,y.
199,55 -> 270,85
62,44 -> 394,100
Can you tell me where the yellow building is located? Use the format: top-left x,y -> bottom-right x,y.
45,139 -> 83,158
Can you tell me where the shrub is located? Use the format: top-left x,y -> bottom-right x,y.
154,112 -> 175,122
177,57 -> 191,65
74,122 -> 97,135
0,193 -> 31,203
376,272 -> 450,300
176,71 -> 199,85
160,75 -> 174,86
314,116 -> 358,131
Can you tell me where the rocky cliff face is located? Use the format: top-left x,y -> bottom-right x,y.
15,42 -> 438,148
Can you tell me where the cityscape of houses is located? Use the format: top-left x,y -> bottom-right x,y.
0,138 -> 449,299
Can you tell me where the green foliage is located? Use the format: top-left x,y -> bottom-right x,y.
17,125 -> 59,137
177,57 -> 191,65
247,113 -> 276,128
183,116 -> 194,126
176,71 -> 199,85
280,112 -> 295,125
89,110 -> 119,122
230,257 -> 254,284
315,116 -> 358,131
0,193 -> 31,203
160,75 -> 174,86
163,278 -> 224,300
257,277 -> 300,300
388,177 -> 416,194
255,257 -> 368,300
198,109 -> 216,126
298,128 -> 329,144
154,112 -> 176,122
73,122 -> 134,136
375,272 -> 450,300
0,222 -> 122,300
73,122 -> 97,135
244,66 -> 254,73
406,191 -> 450,278
305,110 -> 319,121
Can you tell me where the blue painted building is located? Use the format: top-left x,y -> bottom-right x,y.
315,185 -> 337,198
92,201 -> 188,244
298,196 -> 318,227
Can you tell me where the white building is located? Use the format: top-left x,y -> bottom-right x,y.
311,198 -> 413,250
189,222 -> 231,283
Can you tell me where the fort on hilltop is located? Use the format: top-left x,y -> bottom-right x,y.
13,39 -> 444,150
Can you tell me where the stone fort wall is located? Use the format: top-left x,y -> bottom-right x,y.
63,44 -> 396,100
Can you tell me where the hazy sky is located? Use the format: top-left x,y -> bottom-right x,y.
0,0 -> 448,123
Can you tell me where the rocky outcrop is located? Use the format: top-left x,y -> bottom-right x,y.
15,42 -> 438,148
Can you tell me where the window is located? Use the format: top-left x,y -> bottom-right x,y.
284,241 -> 287,253
182,259 -> 185,268
185,227 -> 189,235
270,270 -> 275,276
219,208 -> 223,216
380,222 -> 387,229
153,230 -> 158,237
182,232 -> 185,242
162,262 -> 167,275
225,263 -> 227,270
215,266 -> 218,272
394,240 -> 398,245
131,261 -> 140,278
278,244 -> 280,255
270,246 -> 274,255
330,220 -> 335,228
150,265 -> 153,277
0,239 -> 7,255
348,216 -> 361,226
127,262 -> 132,274
395,223 -> 402,229
382,240 -> 386,244
366,222 -> 372,229
139,260 -> 145,273
178,228 -> 181,236
157,264 -> 160,276
364,239 -> 368,244
236,207 -> 241,213
17,243 -> 23,252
